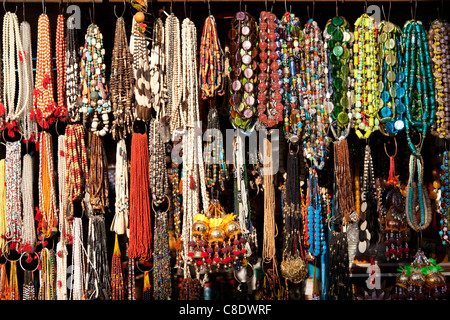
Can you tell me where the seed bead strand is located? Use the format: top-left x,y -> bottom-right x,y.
153,210 -> 171,300
149,18 -> 167,119
22,153 -> 36,250
5,141 -> 22,243
66,16 -> 81,123
0,160 -> 6,253
55,14 -> 67,121
149,118 -> 169,206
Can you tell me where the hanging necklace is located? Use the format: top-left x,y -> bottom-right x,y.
126,243 -> 136,300
279,12 -> 303,143
65,124 -> 88,205
429,19 -> 450,139
111,234 -> 124,300
301,18 -> 331,170
378,20 -> 405,136
19,19 -> 36,143
200,15 -> 225,99
88,134 -> 109,213
149,18 -> 167,119
0,160 -> 6,254
38,247 -> 56,300
71,217 -> 86,300
56,239 -> 68,300
5,141 -> 22,243
353,13 -> 379,139
66,15 -> 81,123
256,11 -> 282,128
166,14 -> 183,133
55,14 -> 67,121
153,210 -> 171,300
110,16 -> 134,140
324,15 -> 354,137
228,11 -> 258,131
22,153 -> 36,250
149,118 -> 169,206
79,23 -> 110,136
111,138 -> 129,235
2,11 -> 31,135
437,151 -> 450,245
33,13 -> 55,129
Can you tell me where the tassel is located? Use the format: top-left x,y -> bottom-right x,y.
0,103 -> 5,116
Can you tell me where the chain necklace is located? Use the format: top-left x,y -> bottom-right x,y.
80,23 -> 110,136
153,210 -> 171,300
429,19 -> 450,139
301,18 -> 331,170
200,15 -> 225,99
324,15 -> 354,137
19,20 -> 36,142
5,141 -> 22,243
257,11 -> 282,128
111,138 -> 129,235
3,11 -> 31,134
166,14 -> 183,133
55,14 -> 67,121
150,18 -> 167,119
110,17 -> 134,140
131,17 -> 151,121
33,13 -> 55,129
229,11 -> 258,131
66,16 -> 80,123
149,118 -> 169,206
353,13 -> 379,139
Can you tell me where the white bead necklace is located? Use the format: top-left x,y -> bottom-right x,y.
111,138 -> 129,235
58,134 -> 72,242
5,141 -> 22,242
150,18 -> 167,118
2,12 -> 30,124
71,217 -> 85,300
21,153 -> 36,250
56,240 -> 68,300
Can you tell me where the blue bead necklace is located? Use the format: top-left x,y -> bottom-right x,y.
306,168 -> 325,257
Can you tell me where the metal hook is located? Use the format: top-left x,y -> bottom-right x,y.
384,137 -> 397,158
41,0 -> 46,14
114,0 -> 126,19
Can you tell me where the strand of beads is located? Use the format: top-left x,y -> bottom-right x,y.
200,15 -> 225,99
80,23 -> 110,136
149,118 -> 169,206
110,16 -> 134,140
5,141 -> 22,243
228,11 -> 258,131
378,21 -> 406,135
149,18 -> 167,119
126,243 -> 136,300
171,161 -> 183,269
256,11 -> 282,128
438,151 -> 450,244
324,16 -> 354,136
71,217 -> 86,300
56,240 -> 68,300
0,15 -> 4,130
38,248 -> 56,300
111,139 -> 129,235
55,14 -> 67,121
301,18 -> 331,170
65,124 -> 88,205
353,13 -> 379,139
279,12 -> 303,143
111,234 -> 124,300
153,210 -> 171,300
66,16 -> 81,122
22,154 -> 36,250
429,19 -> 450,139
33,13 -> 55,129
3,11 -> 31,135
0,160 -> 6,254
88,134 -> 109,214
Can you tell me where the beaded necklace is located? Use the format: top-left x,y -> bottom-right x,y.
256,11 -> 282,128
353,13 -> 379,139
5,141 -> 22,243
279,12 -> 303,143
378,21 -> 405,136
110,16 -> 134,140
200,15 -> 225,99
204,108 -> 228,193
131,17 -> 151,122
71,217 -> 86,300
22,154 -> 36,250
88,134 -> 109,213
171,161 -> 183,268
327,231 -> 352,299
86,215 -> 111,299
55,14 -> 67,121
153,210 -> 171,300
23,270 -> 36,300
229,11 -> 258,131
166,14 -> 183,133
79,24 -> 110,136
111,234 -> 124,300
142,271 -> 151,300
8,261 -> 19,300
65,124 -> 88,205
305,167 -> 325,257
56,240 -> 68,300
0,160 -> 6,254
324,15 -> 354,137
149,118 -> 169,206
438,151 -> 450,245
38,132 -> 58,239
111,138 -> 129,235
0,20 -> 4,130
66,16 -> 81,123
19,20 -> 36,142
0,264 -> 9,300
149,18 -> 167,119
2,12 -> 31,135
126,243 -> 136,300
301,18 -> 331,170
33,13 -> 55,129
38,248 -> 56,300
429,19 -> 450,139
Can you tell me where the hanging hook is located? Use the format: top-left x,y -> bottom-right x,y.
114,0 -> 126,19
22,0 -> 25,20
205,0 -> 211,16
89,0 -> 95,24
312,0 -> 315,20
41,0 -> 46,14
384,137 -> 397,158
284,0 -> 287,12
335,0 -> 338,17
